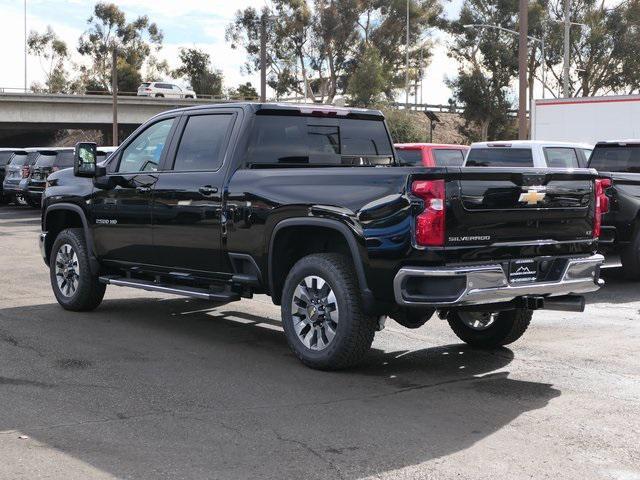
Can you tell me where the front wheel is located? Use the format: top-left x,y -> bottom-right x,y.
447,309 -> 532,349
281,253 -> 377,370
50,228 -> 106,311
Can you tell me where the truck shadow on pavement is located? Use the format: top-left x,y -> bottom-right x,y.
0,297 -> 560,479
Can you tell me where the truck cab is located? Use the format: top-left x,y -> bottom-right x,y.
466,140 -> 593,169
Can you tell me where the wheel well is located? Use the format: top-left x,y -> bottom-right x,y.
44,209 -> 84,262
270,226 -> 353,304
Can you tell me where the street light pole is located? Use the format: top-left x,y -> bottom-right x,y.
405,0 -> 410,109
518,0 -> 528,139
260,14 -> 267,102
112,48 -> 118,146
563,0 -> 571,97
24,0 -> 27,92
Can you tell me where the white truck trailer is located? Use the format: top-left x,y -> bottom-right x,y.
532,94 -> 640,143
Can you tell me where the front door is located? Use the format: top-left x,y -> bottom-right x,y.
151,111 -> 237,273
93,116 -> 178,267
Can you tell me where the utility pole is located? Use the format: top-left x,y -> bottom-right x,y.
518,0 -> 528,140
405,0 -> 410,109
111,48 -> 118,146
260,14 -> 267,103
563,0 -> 571,97
24,0 -> 27,92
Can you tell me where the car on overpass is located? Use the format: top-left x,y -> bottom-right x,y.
137,82 -> 197,99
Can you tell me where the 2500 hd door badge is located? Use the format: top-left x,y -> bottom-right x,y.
96,219 -> 118,225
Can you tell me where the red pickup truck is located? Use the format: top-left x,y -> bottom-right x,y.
395,143 -> 469,167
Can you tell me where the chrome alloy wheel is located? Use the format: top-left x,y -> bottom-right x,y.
291,276 -> 339,351
458,311 -> 498,331
55,244 -> 80,297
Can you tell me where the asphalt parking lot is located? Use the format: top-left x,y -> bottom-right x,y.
0,205 -> 638,480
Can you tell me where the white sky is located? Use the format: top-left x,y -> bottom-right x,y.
0,0 -> 463,104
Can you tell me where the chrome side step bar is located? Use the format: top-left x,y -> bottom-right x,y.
99,276 -> 241,302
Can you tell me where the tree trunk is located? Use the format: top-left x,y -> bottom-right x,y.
480,119 -> 490,141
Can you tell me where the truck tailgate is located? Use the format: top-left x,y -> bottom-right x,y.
421,167 -> 597,246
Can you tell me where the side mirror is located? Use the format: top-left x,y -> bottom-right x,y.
74,142 -> 98,177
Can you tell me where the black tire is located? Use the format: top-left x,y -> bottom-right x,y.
155,93 -> 164,98
49,228 -> 106,311
281,253 -> 377,370
0,195 -> 10,205
620,230 -> 640,280
447,309 -> 532,349
26,196 -> 40,208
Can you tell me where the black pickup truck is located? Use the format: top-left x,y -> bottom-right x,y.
588,140 -> 640,277
40,103 -> 605,369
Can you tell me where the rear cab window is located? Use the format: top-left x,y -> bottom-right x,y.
544,147 -> 580,168
433,149 -> 465,167
396,148 -> 423,166
246,114 -> 393,167
466,148 -> 534,167
589,144 -> 640,173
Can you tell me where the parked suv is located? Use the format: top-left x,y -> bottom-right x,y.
0,148 -> 25,204
40,103 -> 605,370
2,149 -> 33,205
395,143 -> 469,167
137,82 -> 196,99
465,140 -> 593,168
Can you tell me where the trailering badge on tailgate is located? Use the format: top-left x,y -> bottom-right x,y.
509,259 -> 538,283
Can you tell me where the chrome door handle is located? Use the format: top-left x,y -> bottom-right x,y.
136,186 -> 152,193
199,185 -> 218,196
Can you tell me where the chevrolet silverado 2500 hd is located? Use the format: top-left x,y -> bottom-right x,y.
40,103 -> 605,369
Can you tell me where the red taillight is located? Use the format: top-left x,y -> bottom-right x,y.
21,165 -> 30,178
412,180 -> 446,246
593,178 -> 612,238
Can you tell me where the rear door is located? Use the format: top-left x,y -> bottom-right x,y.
444,168 -> 596,245
151,109 -> 237,273
93,116 -> 179,266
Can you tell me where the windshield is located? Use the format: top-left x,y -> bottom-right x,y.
466,148 -> 534,167
588,144 -> 640,173
9,153 -> 28,166
246,115 -> 394,167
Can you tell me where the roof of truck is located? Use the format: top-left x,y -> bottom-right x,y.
595,139 -> 640,145
471,140 -> 593,149
159,102 -> 385,119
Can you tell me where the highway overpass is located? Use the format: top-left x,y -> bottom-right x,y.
0,93 -> 234,146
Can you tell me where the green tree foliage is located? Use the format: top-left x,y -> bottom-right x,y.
347,45 -> 388,106
382,108 -> 424,143
27,26 -> 70,93
78,2 -> 163,92
542,0 -> 640,97
229,82 -> 259,99
447,0 -> 520,140
173,48 -> 224,97
226,0 -> 442,103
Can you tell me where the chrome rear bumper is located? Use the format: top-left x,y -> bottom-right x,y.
393,254 -> 604,307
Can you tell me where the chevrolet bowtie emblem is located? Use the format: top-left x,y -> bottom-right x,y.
518,187 -> 546,205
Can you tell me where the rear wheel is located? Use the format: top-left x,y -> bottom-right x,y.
155,93 -> 164,98
281,253 -> 377,370
50,228 -> 106,311
0,195 -> 10,205
25,196 -> 40,208
447,309 -> 532,349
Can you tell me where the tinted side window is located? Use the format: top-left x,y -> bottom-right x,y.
433,149 -> 465,167
544,147 -> 579,168
118,118 -> 175,173
246,116 -> 393,166
172,114 -> 233,171
466,148 -> 534,167
589,145 -> 640,173
396,149 -> 423,166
